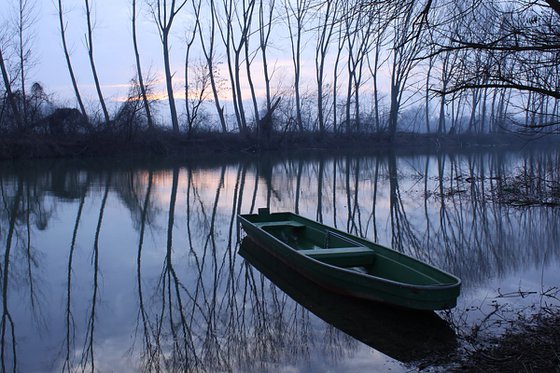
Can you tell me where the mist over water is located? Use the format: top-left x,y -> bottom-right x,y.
0,148 -> 558,372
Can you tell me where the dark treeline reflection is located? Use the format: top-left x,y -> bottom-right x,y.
0,149 -> 558,371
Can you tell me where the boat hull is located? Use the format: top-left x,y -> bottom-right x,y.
238,210 -> 461,310
239,236 -> 457,362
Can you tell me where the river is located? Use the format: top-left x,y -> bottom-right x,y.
0,147 -> 558,372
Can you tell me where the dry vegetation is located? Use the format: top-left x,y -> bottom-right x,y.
427,287 -> 560,372
493,169 -> 560,207
455,311 -> 560,372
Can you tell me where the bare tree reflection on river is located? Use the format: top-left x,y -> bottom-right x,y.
62,188 -> 85,373
82,173 -> 111,371
0,149 -> 558,371
0,177 -> 22,373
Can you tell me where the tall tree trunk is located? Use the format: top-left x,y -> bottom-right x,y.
332,28 -> 344,134
315,0 -> 337,134
245,38 -> 260,125
259,0 -> 275,114
184,19 -> 198,134
195,0 -> 227,133
57,0 -> 88,119
218,0 -> 255,134
233,48 -> 248,132
388,84 -> 399,140
369,42 -> 381,133
162,33 -> 180,132
285,0 -> 309,132
438,92 -> 446,134
84,0 -> 110,125
425,57 -> 433,133
132,0 -> 153,128
0,48 -> 23,129
151,0 -> 189,133
17,0 -> 28,128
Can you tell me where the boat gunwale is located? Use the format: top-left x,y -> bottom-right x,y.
238,213 -> 461,292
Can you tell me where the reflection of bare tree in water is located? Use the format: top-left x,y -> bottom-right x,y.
201,165 -> 228,368
0,169 -> 62,372
249,161 -> 260,213
135,171 -> 161,371
294,160 -> 303,214
332,157 -> 338,228
345,157 -> 357,234
62,191 -> 85,373
127,162 -> 361,372
160,167 -> 198,370
0,151 -> 557,371
423,157 -> 432,253
0,177 -> 22,373
81,174 -> 111,372
338,156 -> 380,240
240,256 -> 314,369
367,158 -> 380,242
316,158 -> 324,223
388,154 -> 422,256
418,151 -> 560,283
257,158 -> 276,209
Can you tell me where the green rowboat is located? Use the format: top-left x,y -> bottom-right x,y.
239,237 -> 457,362
238,208 -> 461,310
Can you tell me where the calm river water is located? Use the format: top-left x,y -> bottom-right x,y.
0,148 -> 558,372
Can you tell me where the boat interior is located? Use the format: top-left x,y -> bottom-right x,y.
256,220 -> 377,268
254,219 -> 449,286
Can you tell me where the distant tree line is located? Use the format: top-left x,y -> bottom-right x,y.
0,0 -> 558,140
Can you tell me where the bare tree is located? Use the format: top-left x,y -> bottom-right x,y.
185,60 -> 212,134
0,45 -> 23,129
216,0 -> 257,133
435,47 -> 461,134
84,0 -> 110,125
436,1 -> 560,101
244,9 -> 260,125
149,0 -> 189,133
424,54 -> 434,133
57,0 -> 88,120
284,0 -> 311,132
194,0 -> 228,133
315,0 -> 339,134
366,8 -> 391,133
0,178 -> 22,373
184,16 -> 198,133
15,0 -> 37,128
427,0 -> 560,131
387,0 -> 431,140
132,0 -> 154,129
258,0 -> 276,115
342,1 -> 374,133
332,25 -> 345,133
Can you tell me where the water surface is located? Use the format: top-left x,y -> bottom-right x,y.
0,148 -> 559,372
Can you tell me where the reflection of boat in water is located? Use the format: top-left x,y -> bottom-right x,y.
238,209 -> 461,310
239,237 -> 457,364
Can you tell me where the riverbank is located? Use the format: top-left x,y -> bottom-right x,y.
449,307 -> 560,372
0,129 -> 553,160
